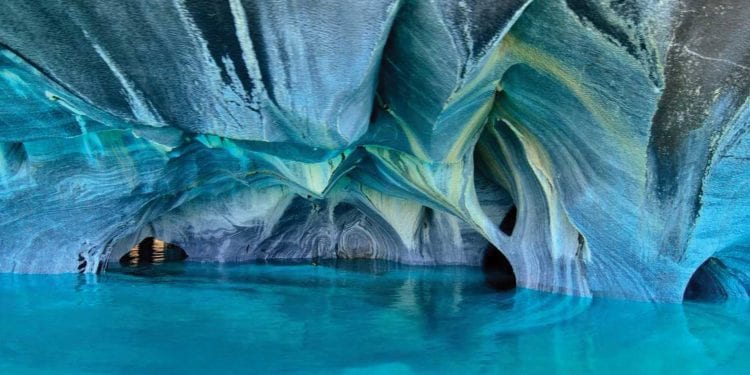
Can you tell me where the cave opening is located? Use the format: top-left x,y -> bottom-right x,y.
119,237 -> 188,267
481,244 -> 517,291
473,128 -> 518,240
683,257 -> 734,302
499,205 -> 517,236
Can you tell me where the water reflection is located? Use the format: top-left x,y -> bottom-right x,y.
0,260 -> 749,373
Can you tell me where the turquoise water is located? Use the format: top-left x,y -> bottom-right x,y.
1,260 -> 749,374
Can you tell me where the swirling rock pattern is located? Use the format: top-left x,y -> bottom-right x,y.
0,0 -> 748,301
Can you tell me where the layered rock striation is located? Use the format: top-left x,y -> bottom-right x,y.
0,0 -> 748,301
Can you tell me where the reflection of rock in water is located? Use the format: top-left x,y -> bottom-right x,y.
482,246 -> 516,291
316,258 -> 396,276
119,237 -> 188,266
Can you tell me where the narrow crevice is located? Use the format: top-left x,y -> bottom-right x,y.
575,232 -> 587,260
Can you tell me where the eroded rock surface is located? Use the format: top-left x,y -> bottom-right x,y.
0,0 -> 748,301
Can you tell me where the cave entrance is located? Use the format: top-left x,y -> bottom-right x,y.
119,237 -> 188,266
473,131 -> 518,238
683,257 -> 729,302
481,244 -> 516,291
499,205 -> 517,236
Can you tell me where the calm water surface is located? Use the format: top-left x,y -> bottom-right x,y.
1,260 -> 748,374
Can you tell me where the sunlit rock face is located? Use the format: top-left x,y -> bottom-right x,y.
0,0 -> 748,302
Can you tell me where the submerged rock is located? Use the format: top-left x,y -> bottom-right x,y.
0,0 -> 748,301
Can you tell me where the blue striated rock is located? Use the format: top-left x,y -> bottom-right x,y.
0,0 -> 748,301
